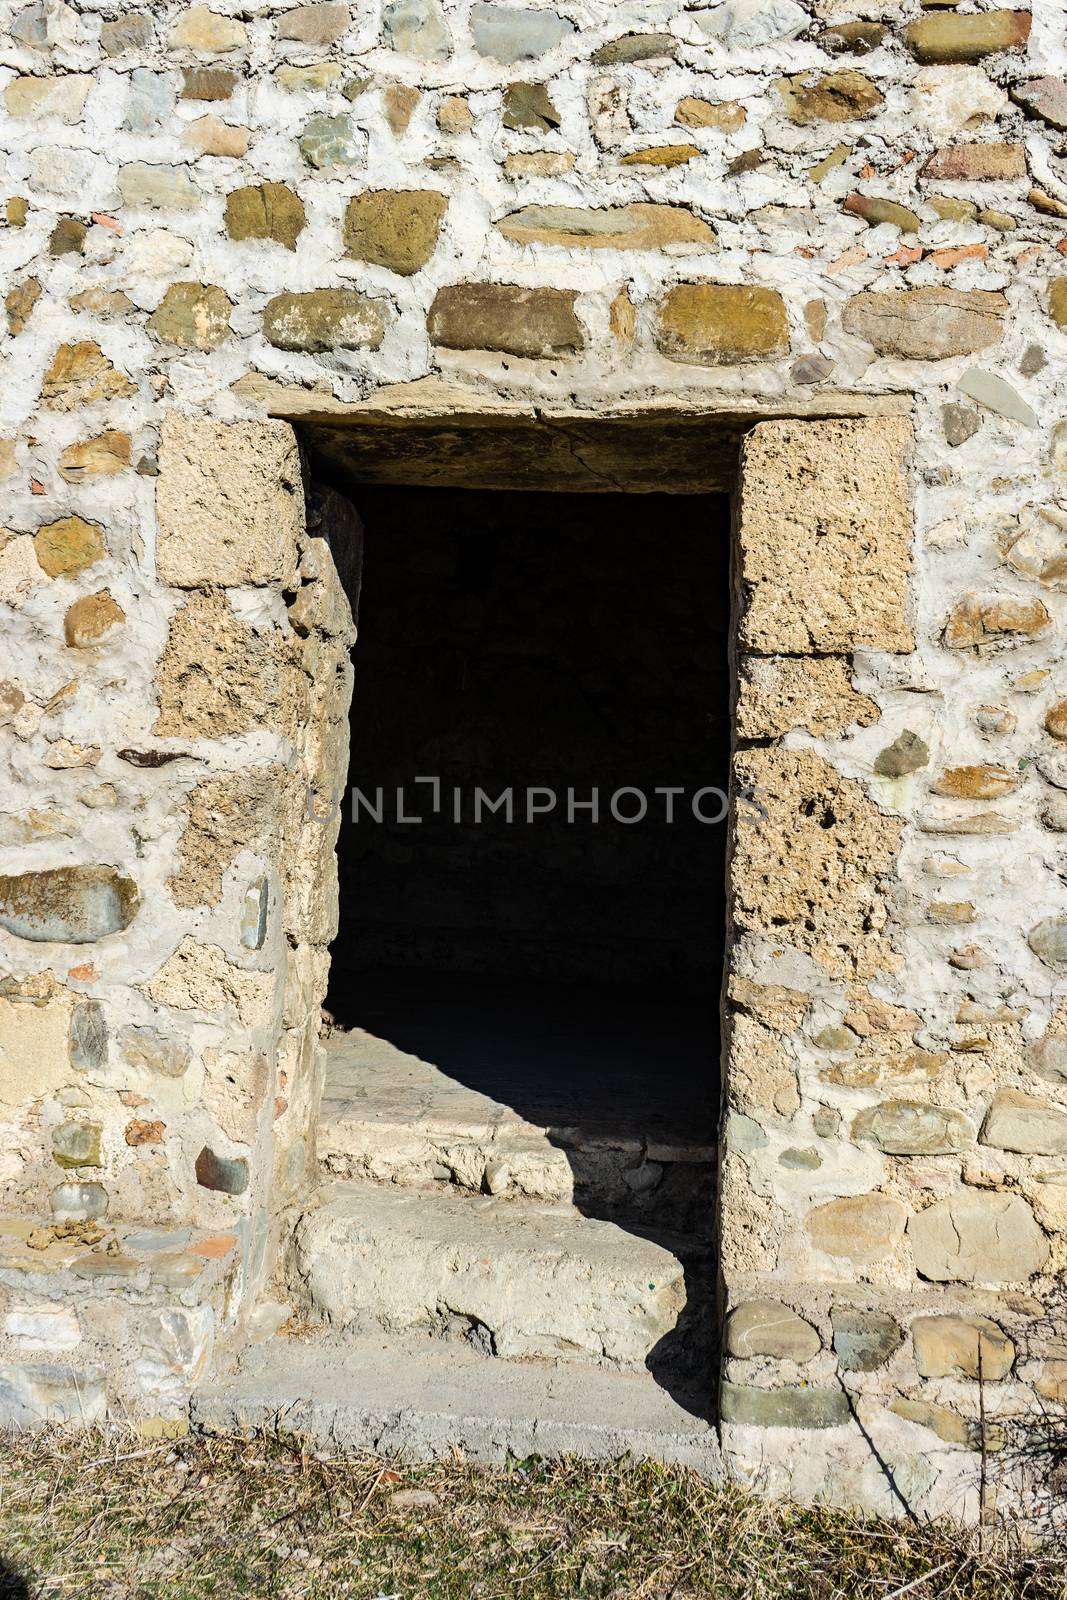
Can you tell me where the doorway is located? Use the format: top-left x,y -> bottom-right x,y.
311,476 -> 732,1403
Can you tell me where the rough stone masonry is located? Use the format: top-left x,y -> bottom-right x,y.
2,0 -> 1067,1519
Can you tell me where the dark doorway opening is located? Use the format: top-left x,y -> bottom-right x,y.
319,481 -> 732,1412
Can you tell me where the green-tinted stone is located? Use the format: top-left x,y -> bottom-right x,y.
52,1121 -> 103,1169
470,2 -> 575,62
70,1000 -> 107,1072
342,189 -> 447,275
779,1146 -> 821,1170
299,114 -> 363,170
502,81 -> 559,131
956,367 -> 1038,428
721,1382 -> 851,1429
225,182 -> 306,250
382,0 -> 451,59
590,32 -> 676,65
262,288 -> 387,351
72,1252 -> 141,1279
241,877 -> 269,949
125,1226 -> 192,1252
1029,918 -> 1067,969
831,1308 -> 903,1371
195,1146 -> 249,1195
50,1181 -> 108,1219
874,730 -> 929,777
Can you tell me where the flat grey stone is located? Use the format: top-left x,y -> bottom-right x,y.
1029,917 -> 1067,970
383,0 -> 452,59
124,68 -> 172,133
52,1120 -> 101,1168
0,1362 -> 106,1427
981,1089 -> 1067,1155
1041,792 -> 1067,831
942,402 -> 980,447
0,866 -> 139,944
591,32 -> 676,64
241,877 -> 269,950
908,1192 -> 1048,1283
299,115 -> 363,170
118,163 -> 199,211
957,368 -> 1038,429
720,1382 -> 851,1429
119,1024 -> 190,1079
70,1000 -> 107,1071
694,0 -> 807,47
124,1227 -> 193,1252
49,1182 -> 107,1220
852,1099 -> 973,1156
779,1145 -> 821,1169
1029,1036 -> 1067,1084
1037,749 -> 1067,790
10,1 -> 50,48
470,3 -> 575,61
725,1299 -> 821,1361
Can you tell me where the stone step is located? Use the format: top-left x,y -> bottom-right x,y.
192,1328 -> 721,1474
318,1029 -> 716,1234
290,1180 -> 712,1374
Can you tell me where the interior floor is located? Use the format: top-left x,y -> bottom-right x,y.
323,970 -> 715,1156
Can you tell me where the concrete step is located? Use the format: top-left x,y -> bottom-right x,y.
193,1328 -> 721,1474
318,1029 -> 716,1234
289,1180 -> 711,1373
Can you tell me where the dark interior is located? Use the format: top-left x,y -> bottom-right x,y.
321,485 -> 732,1186
326,486 -> 732,1035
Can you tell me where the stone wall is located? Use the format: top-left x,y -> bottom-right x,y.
2,0 -> 1067,1513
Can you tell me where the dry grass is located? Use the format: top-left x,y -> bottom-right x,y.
0,1430 -> 1063,1600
